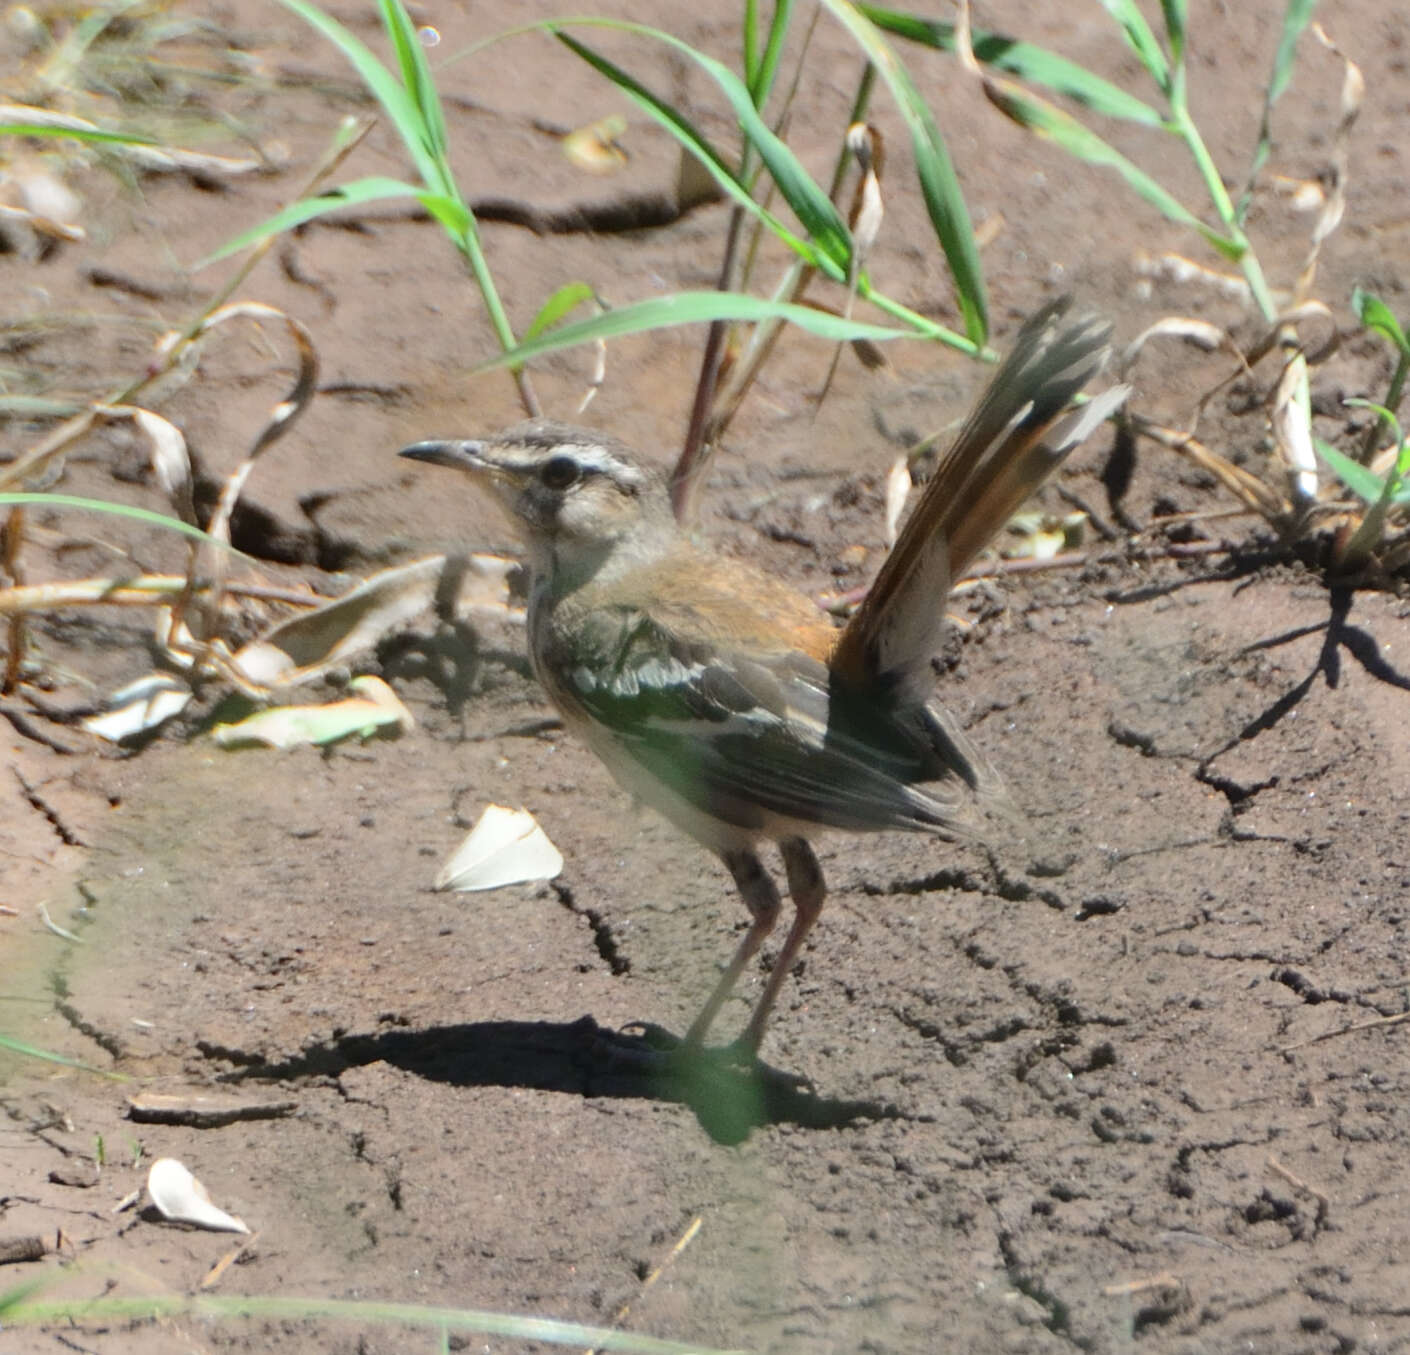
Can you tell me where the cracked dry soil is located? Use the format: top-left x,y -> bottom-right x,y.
4,3 -> 1410,1353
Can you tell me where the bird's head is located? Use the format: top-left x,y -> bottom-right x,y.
400,420 -> 675,581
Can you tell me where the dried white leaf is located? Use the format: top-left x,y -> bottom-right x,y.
1120,318 -> 1225,375
435,805 -> 563,892
883,453 -> 912,549
15,166 -> 81,223
232,557 -> 444,687
146,1158 -> 249,1234
0,105 -> 262,177
1271,174 -> 1326,213
93,404 -> 192,516
1130,250 -> 1252,303
83,674 -> 191,743
132,408 -> 190,501
155,610 -> 203,670
211,676 -> 413,750
1272,352 -> 1319,503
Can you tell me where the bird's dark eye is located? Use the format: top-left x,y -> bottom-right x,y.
539,455 -> 581,491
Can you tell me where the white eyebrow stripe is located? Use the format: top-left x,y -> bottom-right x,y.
492,440 -> 648,489
571,444 -> 647,487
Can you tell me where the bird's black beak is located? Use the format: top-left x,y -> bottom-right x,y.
398,439 -> 488,473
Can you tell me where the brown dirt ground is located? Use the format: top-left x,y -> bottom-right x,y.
4,3 -> 1410,1353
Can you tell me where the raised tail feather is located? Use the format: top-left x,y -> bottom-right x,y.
831,297 -> 1127,696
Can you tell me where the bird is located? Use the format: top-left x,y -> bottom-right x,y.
400,297 -> 1127,1059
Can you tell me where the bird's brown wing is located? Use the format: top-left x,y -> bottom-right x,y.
547,596 -> 989,840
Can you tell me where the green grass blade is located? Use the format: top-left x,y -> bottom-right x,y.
276,0 -> 517,362
983,79 -> 1241,261
0,1033 -> 119,1077
0,1290 -> 739,1352
417,191 -> 472,238
679,26 -> 851,265
378,0 -> 451,188
0,397 -> 84,417
1353,287 -> 1410,358
552,22 -> 850,267
1343,397 -> 1404,446
1237,0 -> 1318,224
0,123 -> 159,146
200,175 -> 450,265
1094,0 -> 1170,91
751,0 -> 795,107
819,0 -> 987,343
276,0 -> 440,190
744,0 -> 761,89
0,1278 -> 48,1318
1159,0 -> 1187,65
523,282 -> 595,342
1267,0 -> 1319,104
857,7 -> 1165,127
473,291 -> 914,373
551,27 -> 843,277
0,493 -> 243,550
1314,438 -> 1386,504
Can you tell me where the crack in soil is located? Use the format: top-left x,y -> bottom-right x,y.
865,862 -> 1065,910
13,767 -> 84,846
1196,761 -> 1279,806
1271,966 -> 1356,1005
53,999 -> 127,1061
551,880 -> 630,975
997,1230 -> 1087,1349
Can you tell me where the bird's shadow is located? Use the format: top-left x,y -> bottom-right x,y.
211,1015 -> 895,1146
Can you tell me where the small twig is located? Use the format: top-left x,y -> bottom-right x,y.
1281,1009 -> 1410,1052
37,900 -> 83,943
1267,1154 -> 1330,1228
1128,414 -> 1289,521
819,538 -> 1238,613
0,573 -> 333,617
672,204 -> 748,524
1102,1272 -> 1182,1297
2,502 -> 25,692
200,1235 -> 257,1290
583,1216 -> 702,1355
965,548 -> 1094,578
701,36 -> 871,458
111,1188 -> 141,1214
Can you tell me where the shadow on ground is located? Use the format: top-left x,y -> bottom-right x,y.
200,1015 -> 897,1145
